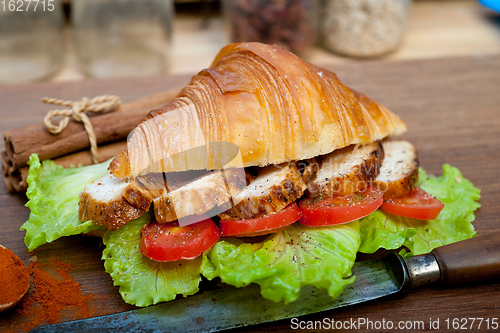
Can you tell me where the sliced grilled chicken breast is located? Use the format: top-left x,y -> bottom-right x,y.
374,140 -> 419,199
122,183 -> 155,211
307,142 -> 384,198
154,170 -> 235,223
79,174 -> 151,230
219,163 -> 307,220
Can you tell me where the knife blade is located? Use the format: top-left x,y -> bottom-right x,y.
30,232 -> 500,333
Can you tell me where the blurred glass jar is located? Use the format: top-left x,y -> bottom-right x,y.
224,0 -> 318,58
72,0 -> 173,79
0,0 -> 64,84
321,0 -> 411,58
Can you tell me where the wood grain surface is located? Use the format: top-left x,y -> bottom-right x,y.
1,55 -> 499,332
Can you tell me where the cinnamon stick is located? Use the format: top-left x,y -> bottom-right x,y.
2,87 -> 181,192
4,88 -> 181,170
3,175 -> 14,193
5,140 -> 127,192
1,151 -> 9,177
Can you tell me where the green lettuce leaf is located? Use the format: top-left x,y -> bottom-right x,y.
359,164 -> 480,255
202,221 -> 360,304
102,212 -> 203,307
20,154 -> 109,251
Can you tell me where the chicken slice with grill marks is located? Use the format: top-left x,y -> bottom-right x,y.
374,140 -> 419,199
219,163 -> 307,220
307,142 -> 384,198
154,168 -> 246,223
78,174 -> 153,231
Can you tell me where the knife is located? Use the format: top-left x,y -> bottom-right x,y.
30,232 -> 500,333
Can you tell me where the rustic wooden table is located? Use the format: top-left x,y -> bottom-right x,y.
1,53 -> 499,332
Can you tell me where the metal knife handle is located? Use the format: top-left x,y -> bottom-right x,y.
431,232 -> 500,285
401,253 -> 441,290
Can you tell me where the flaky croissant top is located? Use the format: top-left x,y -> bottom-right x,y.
109,43 -> 406,178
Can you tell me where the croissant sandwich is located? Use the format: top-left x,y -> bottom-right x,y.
109,43 -> 405,177
78,42 -> 410,230
22,42 -> 480,308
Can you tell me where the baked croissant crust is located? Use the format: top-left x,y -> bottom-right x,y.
109,42 -> 406,178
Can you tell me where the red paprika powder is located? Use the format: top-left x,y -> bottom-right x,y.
18,256 -> 108,331
0,246 -> 30,307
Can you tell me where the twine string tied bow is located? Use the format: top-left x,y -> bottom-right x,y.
42,95 -> 121,164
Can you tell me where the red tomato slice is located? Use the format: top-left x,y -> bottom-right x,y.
380,187 -> 445,220
140,218 -> 220,262
219,202 -> 303,237
299,187 -> 383,226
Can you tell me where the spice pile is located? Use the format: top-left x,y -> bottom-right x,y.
16,256 -> 108,331
0,246 -> 30,308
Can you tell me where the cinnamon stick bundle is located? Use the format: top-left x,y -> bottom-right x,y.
3,141 -> 127,192
2,87 -> 181,192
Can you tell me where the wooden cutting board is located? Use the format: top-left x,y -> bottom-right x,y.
1,55 -> 499,332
